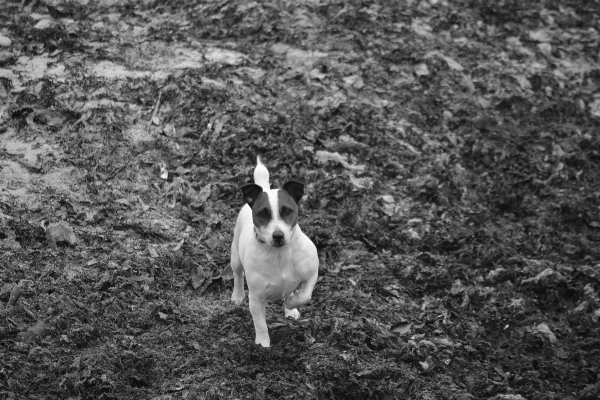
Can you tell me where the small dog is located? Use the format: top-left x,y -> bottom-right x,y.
230,157 -> 319,347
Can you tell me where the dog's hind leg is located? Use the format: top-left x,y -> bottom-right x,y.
230,240 -> 245,305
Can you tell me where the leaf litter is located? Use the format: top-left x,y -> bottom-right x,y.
1,0 -> 600,399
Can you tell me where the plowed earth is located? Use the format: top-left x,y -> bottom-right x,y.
1,0 -> 600,399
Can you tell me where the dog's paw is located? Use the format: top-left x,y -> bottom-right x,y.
255,336 -> 271,347
231,291 -> 245,305
284,307 -> 300,320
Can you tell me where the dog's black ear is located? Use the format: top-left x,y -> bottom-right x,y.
282,178 -> 305,204
238,182 -> 263,207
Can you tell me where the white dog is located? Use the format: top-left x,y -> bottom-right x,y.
230,157 -> 319,347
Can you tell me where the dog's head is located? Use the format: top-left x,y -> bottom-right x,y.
238,179 -> 305,247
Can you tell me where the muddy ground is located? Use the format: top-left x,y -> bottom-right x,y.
1,0 -> 600,399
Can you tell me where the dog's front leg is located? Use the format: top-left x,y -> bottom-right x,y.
285,271 -> 318,310
248,293 -> 270,347
284,305 -> 300,320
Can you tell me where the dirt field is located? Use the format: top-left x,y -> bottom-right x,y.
1,0 -> 599,399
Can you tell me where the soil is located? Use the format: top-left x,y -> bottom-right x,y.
1,0 -> 600,399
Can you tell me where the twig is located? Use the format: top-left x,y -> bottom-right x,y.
2,151 -> 43,173
23,306 -> 37,321
16,158 -> 42,173
148,91 -> 163,132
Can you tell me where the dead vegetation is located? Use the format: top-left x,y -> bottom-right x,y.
1,0 -> 600,399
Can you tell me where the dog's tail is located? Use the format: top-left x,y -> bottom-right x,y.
254,156 -> 270,191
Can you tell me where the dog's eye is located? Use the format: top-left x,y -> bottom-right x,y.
281,207 -> 293,216
257,209 -> 270,218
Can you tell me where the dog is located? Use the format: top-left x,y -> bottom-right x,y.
230,157 -> 319,347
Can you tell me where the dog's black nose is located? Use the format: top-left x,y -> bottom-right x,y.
272,231 -> 284,242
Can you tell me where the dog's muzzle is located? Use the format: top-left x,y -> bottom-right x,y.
272,230 -> 285,246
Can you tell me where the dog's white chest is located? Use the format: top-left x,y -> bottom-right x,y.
244,245 -> 305,300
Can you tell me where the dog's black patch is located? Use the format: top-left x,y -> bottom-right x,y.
252,192 -> 272,227
282,179 -> 305,204
238,182 -> 263,207
277,189 -> 298,228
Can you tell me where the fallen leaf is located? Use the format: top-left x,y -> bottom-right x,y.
163,123 -> 177,137
212,114 -> 229,142
7,284 -> 22,306
533,323 -> 557,343
476,95 -> 491,108
589,98 -> 600,118
0,284 -> 13,301
419,340 -> 437,349
221,264 -> 234,281
314,150 -> 365,172
574,300 -> 589,313
349,174 -> 373,190
310,68 -> 327,81
29,13 -> 53,21
538,43 -> 552,56
450,279 -> 466,295
114,198 -> 130,206
513,74 -> 531,90
205,236 -> 221,249
197,183 -> 212,203
529,30 -> 552,42
235,67 -> 266,83
414,63 -> 430,77
522,268 -> 555,284
173,239 -> 185,252
190,265 -> 205,290
0,35 -> 11,47
433,338 -> 454,347
28,346 -> 46,359
18,320 -> 53,341
412,19 -> 434,38
46,222 -> 77,245
268,322 -> 287,329
34,19 -> 54,29
419,361 -> 430,371
425,51 -> 464,71
158,311 -> 168,320
509,298 -> 523,308
379,195 -> 395,203
588,221 -> 600,229
460,74 -> 475,93
160,163 -> 168,180
443,56 -> 463,71
343,75 -> 364,89
390,321 -> 412,334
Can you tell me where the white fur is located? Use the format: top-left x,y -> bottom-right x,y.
230,161 -> 319,347
254,156 -> 270,191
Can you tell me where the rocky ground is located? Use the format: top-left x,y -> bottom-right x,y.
1,0 -> 600,399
